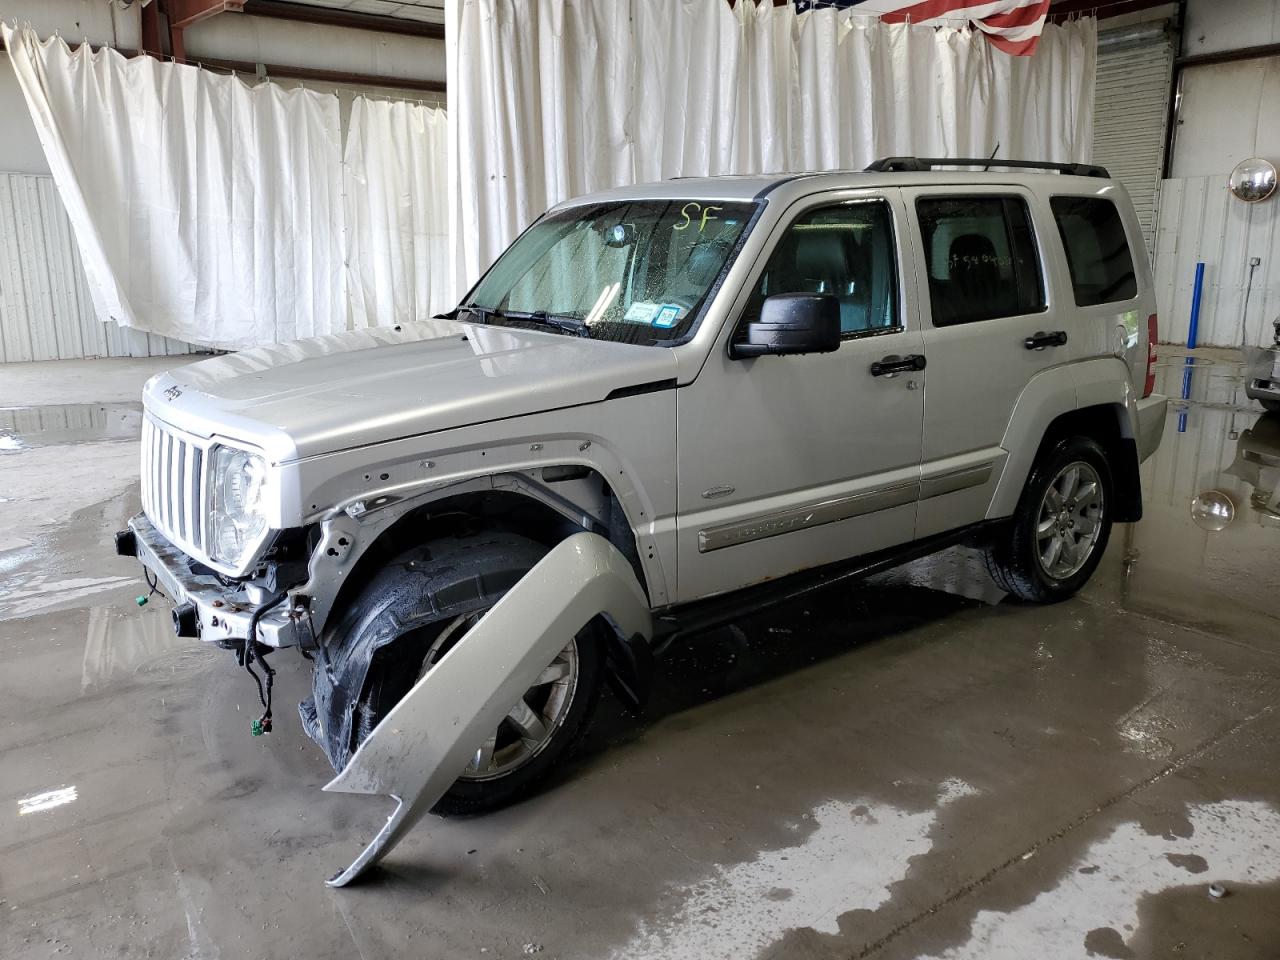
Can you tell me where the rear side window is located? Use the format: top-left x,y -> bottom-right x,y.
1050,196 -> 1137,306
916,196 -> 1046,326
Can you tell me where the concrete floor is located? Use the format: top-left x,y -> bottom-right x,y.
2,350 -> 1278,959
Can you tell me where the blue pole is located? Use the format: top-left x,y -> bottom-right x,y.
1187,261 -> 1205,349
1178,261 -> 1205,433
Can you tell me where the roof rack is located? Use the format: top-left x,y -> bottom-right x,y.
864,157 -> 1110,179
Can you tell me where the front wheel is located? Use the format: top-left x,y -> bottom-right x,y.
326,532 -> 605,816
983,436 -> 1113,603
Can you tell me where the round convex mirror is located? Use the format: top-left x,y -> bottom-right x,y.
1190,490 -> 1235,531
1229,158 -> 1277,203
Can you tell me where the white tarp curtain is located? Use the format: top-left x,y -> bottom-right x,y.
344,97 -> 452,327
447,0 -> 1097,291
2,26 -> 346,350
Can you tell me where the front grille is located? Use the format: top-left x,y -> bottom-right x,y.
140,416 -> 207,558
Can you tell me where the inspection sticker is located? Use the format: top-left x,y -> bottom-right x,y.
652,304 -> 682,328
624,301 -> 660,324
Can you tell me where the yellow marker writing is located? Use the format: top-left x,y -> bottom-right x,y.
674,202 -> 725,233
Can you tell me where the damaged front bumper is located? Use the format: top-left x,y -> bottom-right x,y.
121,513 -> 304,648
323,531 -> 653,887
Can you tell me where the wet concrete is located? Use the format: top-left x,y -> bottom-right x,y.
1,351 -> 1278,959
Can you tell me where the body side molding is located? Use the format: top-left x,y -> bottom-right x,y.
697,463 -> 994,554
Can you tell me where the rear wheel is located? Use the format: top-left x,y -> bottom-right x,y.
984,436 -> 1113,603
338,532 -> 605,816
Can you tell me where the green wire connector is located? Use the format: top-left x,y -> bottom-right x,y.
251,719 -> 264,737
135,595 -> 148,607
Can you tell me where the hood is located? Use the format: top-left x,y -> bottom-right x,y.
144,319 -> 679,462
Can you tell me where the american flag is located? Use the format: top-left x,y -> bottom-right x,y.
792,0 -> 1053,56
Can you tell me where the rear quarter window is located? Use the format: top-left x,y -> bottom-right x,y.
1049,196 -> 1138,306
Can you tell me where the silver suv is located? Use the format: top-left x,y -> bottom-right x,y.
119,157 -> 1168,883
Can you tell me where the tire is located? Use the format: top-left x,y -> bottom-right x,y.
1261,398 -> 1280,414
983,436 -> 1114,603
334,531 -> 605,816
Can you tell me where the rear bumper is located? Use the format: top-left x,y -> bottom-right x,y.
1136,394 -> 1167,463
126,513 -> 302,647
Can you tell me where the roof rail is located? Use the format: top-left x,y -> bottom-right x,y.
864,157 -> 1110,179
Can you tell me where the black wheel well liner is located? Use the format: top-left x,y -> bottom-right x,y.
325,474 -> 649,645
1034,403 -> 1142,522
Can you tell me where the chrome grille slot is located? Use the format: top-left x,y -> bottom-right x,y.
140,416 -> 206,559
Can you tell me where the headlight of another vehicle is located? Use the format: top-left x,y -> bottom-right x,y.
210,446 -> 269,567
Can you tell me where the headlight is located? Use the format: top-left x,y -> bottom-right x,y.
210,446 -> 269,566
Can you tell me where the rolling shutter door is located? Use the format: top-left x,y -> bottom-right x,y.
1092,21 -> 1175,250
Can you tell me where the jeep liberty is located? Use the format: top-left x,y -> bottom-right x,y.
118,157 -> 1168,883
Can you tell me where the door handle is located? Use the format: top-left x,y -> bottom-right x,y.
1024,330 -> 1068,351
870,354 -> 926,377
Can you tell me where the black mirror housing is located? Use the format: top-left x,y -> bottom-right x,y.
731,293 -> 840,359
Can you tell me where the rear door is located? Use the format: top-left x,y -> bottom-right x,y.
901,186 -> 1070,538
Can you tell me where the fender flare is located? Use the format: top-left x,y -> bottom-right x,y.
323,532 -> 652,886
986,364 -> 1079,520
987,357 -> 1140,521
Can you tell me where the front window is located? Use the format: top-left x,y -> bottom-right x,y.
464,199 -> 758,344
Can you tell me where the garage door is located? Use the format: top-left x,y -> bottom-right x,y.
1092,20 -> 1175,250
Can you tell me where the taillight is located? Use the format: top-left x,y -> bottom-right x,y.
1143,313 -> 1158,398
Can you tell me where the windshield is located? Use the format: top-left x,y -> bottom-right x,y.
464,199 -> 758,344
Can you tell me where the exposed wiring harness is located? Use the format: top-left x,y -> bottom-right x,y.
140,568 -> 167,604
240,591 -> 289,736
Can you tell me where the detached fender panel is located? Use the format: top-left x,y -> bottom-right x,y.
323,532 -> 652,887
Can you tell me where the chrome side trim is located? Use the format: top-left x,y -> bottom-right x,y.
919,463 -> 993,501
697,480 -> 918,553
696,462 -> 994,554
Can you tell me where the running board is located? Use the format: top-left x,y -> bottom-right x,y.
323,532 -> 653,887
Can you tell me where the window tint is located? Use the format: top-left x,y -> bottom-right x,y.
745,200 -> 899,337
916,196 -> 1045,326
1050,196 -> 1137,306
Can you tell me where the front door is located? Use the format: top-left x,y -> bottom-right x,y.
674,191 -> 926,603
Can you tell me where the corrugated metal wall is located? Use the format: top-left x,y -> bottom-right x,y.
1152,175 -> 1280,348
0,173 -> 195,362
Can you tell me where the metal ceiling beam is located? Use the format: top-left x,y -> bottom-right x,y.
240,0 -> 445,40
195,55 -> 446,93
160,0 -> 246,62
165,0 -> 246,30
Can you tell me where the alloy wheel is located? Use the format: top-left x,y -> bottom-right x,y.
416,618 -> 581,782
1035,460 -> 1105,581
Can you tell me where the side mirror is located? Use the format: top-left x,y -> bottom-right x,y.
730,293 -> 840,359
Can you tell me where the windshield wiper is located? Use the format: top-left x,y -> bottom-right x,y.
506,311 -> 592,338
451,304 -> 503,324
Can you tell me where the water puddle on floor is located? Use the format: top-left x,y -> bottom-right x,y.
0,402 -> 143,449
81,604 -> 215,693
0,573 -> 137,620
1116,355 -> 1280,638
